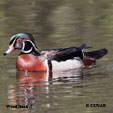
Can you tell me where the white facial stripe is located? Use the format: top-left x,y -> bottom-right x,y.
22,41 -> 25,51
21,41 -> 33,53
22,47 -> 33,53
26,40 -> 39,52
11,37 -> 17,45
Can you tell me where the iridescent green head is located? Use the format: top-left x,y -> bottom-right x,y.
4,33 -> 39,55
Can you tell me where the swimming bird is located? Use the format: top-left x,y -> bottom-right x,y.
3,33 -> 108,72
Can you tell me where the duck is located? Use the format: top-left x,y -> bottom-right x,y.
3,33 -> 108,72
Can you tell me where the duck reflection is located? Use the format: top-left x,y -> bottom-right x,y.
8,71 -> 48,111
16,71 -> 48,106
8,70 -> 83,111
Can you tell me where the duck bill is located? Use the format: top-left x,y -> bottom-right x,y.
3,44 -> 15,55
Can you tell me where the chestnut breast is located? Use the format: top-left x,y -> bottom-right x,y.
16,54 -> 47,71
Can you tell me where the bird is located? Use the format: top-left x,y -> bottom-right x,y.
3,33 -> 108,72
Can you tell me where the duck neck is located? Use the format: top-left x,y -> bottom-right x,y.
20,49 -> 40,56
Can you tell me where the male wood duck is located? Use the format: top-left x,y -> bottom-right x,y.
3,33 -> 108,72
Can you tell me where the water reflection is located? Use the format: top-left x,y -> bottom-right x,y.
8,71 -> 46,111
7,70 -> 84,112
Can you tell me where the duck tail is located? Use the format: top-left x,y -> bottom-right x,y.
83,48 -> 108,67
84,48 -> 108,60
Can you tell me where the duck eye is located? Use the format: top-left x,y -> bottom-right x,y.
17,38 -> 22,43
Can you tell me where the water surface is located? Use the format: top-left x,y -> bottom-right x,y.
0,0 -> 113,113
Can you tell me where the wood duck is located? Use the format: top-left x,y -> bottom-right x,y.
4,33 -> 108,72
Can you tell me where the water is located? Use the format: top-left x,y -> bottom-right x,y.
0,0 -> 113,113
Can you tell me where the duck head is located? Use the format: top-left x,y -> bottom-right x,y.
4,33 -> 40,55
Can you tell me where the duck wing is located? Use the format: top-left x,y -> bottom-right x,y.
48,46 -> 85,62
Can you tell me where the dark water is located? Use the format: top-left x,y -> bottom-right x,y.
0,0 -> 113,113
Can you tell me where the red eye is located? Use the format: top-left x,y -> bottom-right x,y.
17,38 -> 22,43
